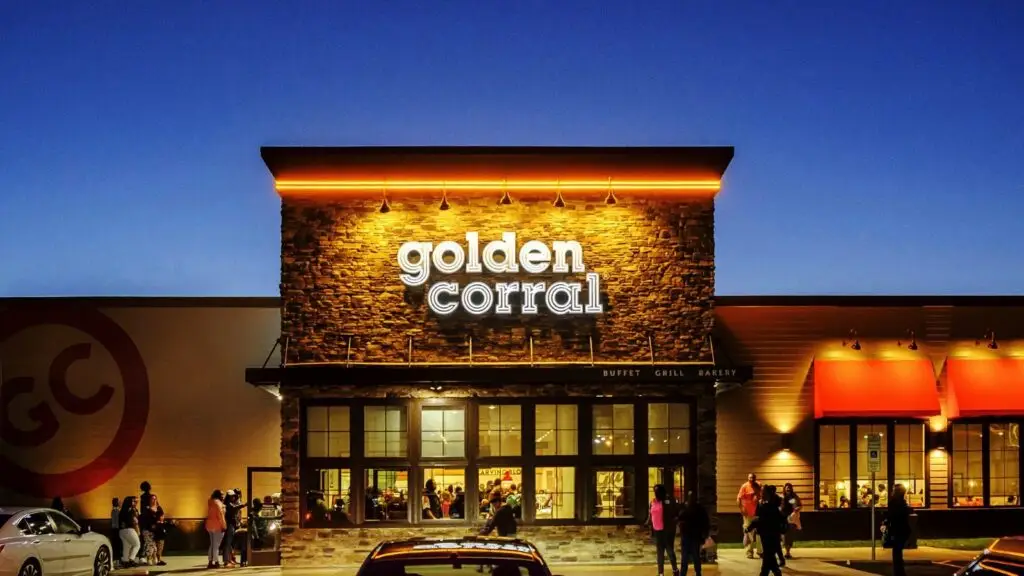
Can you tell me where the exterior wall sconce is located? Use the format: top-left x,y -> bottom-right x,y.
928,428 -> 948,451
379,190 -> 391,213
605,178 -> 617,205
553,181 -> 566,208
780,433 -> 793,452
499,180 -> 512,205
977,329 -> 998,349
898,329 -> 918,350
843,329 -> 861,351
439,186 -> 450,211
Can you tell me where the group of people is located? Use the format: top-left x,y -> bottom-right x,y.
737,473 -> 912,576
645,487 -> 710,576
110,481 -> 171,568
204,488 -> 248,569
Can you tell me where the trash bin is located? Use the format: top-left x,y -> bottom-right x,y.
906,514 -> 918,549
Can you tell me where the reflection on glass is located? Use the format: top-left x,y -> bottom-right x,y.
535,467 -> 575,520
306,406 -> 351,458
647,467 -> 685,503
365,407 -> 408,457
648,403 -> 691,454
305,468 -> 351,527
818,424 -> 851,509
479,467 -> 524,519
536,405 -> 577,456
421,468 -> 466,520
894,424 -> 926,507
989,423 -> 1020,507
479,405 -> 522,457
422,407 -> 466,458
593,469 -> 634,518
365,469 -> 409,521
952,423 -> 984,507
856,425 -> 888,507
593,404 -> 634,456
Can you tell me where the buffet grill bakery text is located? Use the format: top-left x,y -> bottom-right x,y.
397,231 -> 604,316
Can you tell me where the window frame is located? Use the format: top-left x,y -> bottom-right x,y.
813,419 -> 930,510
948,417 -> 1023,508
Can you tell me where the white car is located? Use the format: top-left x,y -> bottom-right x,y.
0,507 -> 112,576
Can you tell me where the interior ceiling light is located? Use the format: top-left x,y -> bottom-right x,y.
976,329 -> 998,350
843,329 -> 861,351
439,186 -> 450,211
898,329 -> 919,350
379,190 -> 391,213
605,178 -> 617,205
499,180 -> 512,205
553,181 -> 566,208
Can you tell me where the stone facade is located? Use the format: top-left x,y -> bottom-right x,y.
278,194 -> 718,566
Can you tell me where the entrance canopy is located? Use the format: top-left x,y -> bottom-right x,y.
814,359 -> 940,418
947,358 -> 1024,417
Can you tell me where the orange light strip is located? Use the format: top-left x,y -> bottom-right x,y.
275,179 -> 721,192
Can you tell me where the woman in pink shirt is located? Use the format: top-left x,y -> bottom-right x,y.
647,484 -> 679,576
205,490 -> 227,569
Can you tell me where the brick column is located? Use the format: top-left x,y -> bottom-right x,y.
696,384 -> 718,534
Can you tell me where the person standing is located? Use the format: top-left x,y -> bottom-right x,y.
781,483 -> 802,559
109,498 -> 122,568
646,484 -> 678,576
152,510 -> 168,566
118,497 -> 141,567
746,485 -> 785,576
883,483 -> 911,576
422,479 -> 442,520
206,490 -> 227,570
677,491 -> 709,576
224,490 -> 247,567
139,496 -> 158,566
736,473 -> 761,559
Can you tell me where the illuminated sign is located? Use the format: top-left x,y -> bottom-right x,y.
398,232 -> 603,316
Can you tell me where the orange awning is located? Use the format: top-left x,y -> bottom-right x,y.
814,359 -> 940,418
947,359 -> 1024,417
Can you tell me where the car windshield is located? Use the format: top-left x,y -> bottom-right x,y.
362,560 -> 544,576
0,514 -> 12,528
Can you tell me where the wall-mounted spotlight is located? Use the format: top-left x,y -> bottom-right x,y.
439,186 -> 450,211
499,180 -> 512,205
976,329 -> 998,350
780,433 -> 793,452
553,181 -> 566,208
898,329 -> 919,350
605,178 -> 617,205
379,190 -> 391,213
843,329 -> 861,351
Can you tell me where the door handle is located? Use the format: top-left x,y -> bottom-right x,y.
32,540 -> 40,544
64,538 -> 72,542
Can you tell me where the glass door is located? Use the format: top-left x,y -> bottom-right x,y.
648,466 -> 686,502
246,466 -> 283,566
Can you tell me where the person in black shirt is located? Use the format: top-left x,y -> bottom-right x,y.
422,479 -> 442,520
746,485 -> 785,576
450,487 -> 465,519
677,491 -> 709,576
480,491 -> 517,537
883,483 -> 911,576
223,490 -> 247,567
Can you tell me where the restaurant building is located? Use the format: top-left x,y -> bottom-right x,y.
1,146 -> 1022,566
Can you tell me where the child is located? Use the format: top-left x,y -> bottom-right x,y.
153,511 -> 168,566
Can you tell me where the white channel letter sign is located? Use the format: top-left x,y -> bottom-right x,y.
397,231 -> 604,316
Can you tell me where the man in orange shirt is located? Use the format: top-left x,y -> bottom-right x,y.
737,473 -> 762,559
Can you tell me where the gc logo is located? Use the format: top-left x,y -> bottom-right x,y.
0,306 -> 150,498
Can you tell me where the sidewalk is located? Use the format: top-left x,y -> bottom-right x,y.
120,546 -> 977,576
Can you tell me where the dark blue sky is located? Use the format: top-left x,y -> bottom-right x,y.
2,1 -> 1022,296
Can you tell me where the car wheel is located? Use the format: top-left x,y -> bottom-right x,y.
18,560 -> 41,576
94,546 -> 111,576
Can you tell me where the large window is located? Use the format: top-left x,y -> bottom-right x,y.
305,468 -> 352,527
535,467 -> 575,520
479,467 -> 524,519
536,405 -> 577,456
953,423 -> 984,507
422,406 -> 466,458
894,424 -> 926,507
818,424 -> 851,509
421,467 -> 465,520
593,404 -> 634,456
479,405 -> 522,457
365,406 -> 408,458
365,468 -> 409,521
989,423 -> 1020,507
648,403 -> 691,454
856,424 -> 889,507
306,406 -> 350,458
593,469 -> 634,518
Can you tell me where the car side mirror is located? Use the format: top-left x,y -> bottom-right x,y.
80,525 -> 92,534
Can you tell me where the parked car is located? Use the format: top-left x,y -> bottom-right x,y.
956,537 -> 1024,575
356,536 -> 557,576
0,507 -> 112,576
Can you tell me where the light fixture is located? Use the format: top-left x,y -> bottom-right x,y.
780,433 -> 793,452
553,181 -> 565,208
499,179 -> 512,205
843,329 -> 861,351
379,190 -> 391,213
439,186 -> 450,211
605,178 -> 617,205
976,329 -> 998,350
898,330 -> 918,351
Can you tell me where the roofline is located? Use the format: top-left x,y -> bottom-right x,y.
3,295 -> 1024,309
0,296 -> 280,308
